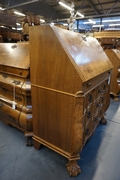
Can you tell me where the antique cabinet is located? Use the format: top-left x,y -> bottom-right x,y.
105,49 -> 120,101
94,31 -> 120,49
29,25 -> 113,176
0,42 -> 33,145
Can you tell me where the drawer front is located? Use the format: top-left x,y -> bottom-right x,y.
0,73 -> 31,95
83,71 -> 111,94
0,101 -> 20,125
101,38 -> 116,45
0,101 -> 32,131
0,87 -> 24,104
83,78 -> 110,145
84,88 -> 96,108
83,120 -> 94,145
0,87 -> 32,113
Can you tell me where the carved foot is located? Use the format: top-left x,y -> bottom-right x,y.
26,136 -> 33,146
114,96 -> 120,102
100,116 -> 107,124
66,160 -> 81,176
25,132 -> 33,146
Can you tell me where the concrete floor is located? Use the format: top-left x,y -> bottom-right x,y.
0,98 -> 120,180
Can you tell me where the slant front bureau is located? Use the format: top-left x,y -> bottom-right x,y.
105,49 -> 120,101
29,25 -> 113,176
0,43 -> 33,145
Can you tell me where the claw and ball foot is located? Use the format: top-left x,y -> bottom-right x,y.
66,160 -> 81,176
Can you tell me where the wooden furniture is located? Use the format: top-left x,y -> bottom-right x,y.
94,31 -> 120,49
105,49 -> 120,101
0,42 -> 33,145
29,25 -> 113,176
0,28 -> 23,42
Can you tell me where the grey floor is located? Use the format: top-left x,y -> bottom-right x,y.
0,97 -> 120,180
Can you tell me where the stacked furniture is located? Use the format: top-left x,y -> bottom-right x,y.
0,28 -> 23,42
94,31 -> 120,50
0,42 -> 33,145
29,25 -> 113,176
94,32 -> 120,101
105,49 -> 120,101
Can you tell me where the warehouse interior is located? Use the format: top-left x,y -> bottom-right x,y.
0,0 -> 120,31
0,0 -> 120,180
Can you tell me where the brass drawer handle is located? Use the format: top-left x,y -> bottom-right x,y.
103,84 -> 107,89
98,89 -> 105,94
101,97 -> 104,102
15,96 -> 22,101
87,111 -> 91,119
85,128 -> 89,135
108,70 -> 112,74
96,103 -> 103,108
2,74 -> 8,78
12,80 -> 21,85
11,45 -> 17,49
88,94 -> 93,102
87,82 -> 92,87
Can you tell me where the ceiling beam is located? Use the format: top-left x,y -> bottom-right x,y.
50,11 -> 120,23
106,0 -> 120,14
3,0 -> 40,10
86,0 -> 99,15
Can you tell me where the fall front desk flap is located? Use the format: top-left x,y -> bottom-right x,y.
29,25 -> 113,94
0,42 -> 30,78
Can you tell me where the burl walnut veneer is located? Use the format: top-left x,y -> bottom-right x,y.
105,49 -> 120,101
0,42 -> 33,145
29,25 -> 113,176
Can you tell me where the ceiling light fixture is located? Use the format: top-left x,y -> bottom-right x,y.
89,19 -> 96,24
17,28 -> 22,30
40,19 -> 45,23
76,12 -> 84,18
0,7 -> 4,10
14,11 -> 25,16
102,19 -> 120,22
83,19 -> 96,24
92,24 -> 104,27
0,25 -> 5,28
59,2 -> 72,11
16,23 -> 21,26
109,24 -> 120,26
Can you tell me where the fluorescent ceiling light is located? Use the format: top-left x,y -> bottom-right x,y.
89,19 -> 96,24
83,19 -> 96,24
76,12 -> 84,18
63,23 -> 68,26
109,24 -> 120,26
40,19 -> 45,23
16,23 -> 21,26
0,7 -> 4,10
12,27 -> 16,30
92,24 -> 104,27
17,28 -> 22,30
14,11 -> 25,16
102,19 -> 120,22
59,2 -> 72,11
0,25 -> 5,28
83,22 -> 94,24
